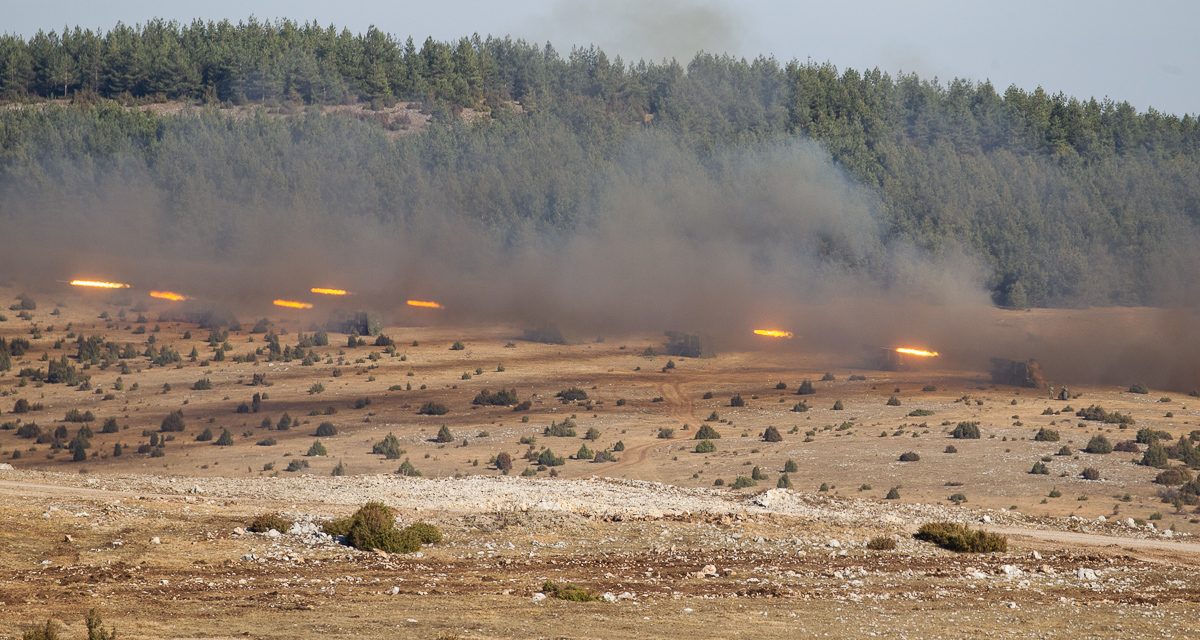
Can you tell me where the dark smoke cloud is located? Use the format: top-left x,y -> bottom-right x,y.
2,114 -> 1199,392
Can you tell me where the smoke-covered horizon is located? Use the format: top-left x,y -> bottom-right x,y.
1,108 -> 1199,391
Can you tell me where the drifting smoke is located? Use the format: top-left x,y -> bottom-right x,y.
1,111 -> 1199,390
533,0 -> 745,62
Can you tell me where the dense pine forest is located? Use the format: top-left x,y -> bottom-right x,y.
1,19 -> 1199,307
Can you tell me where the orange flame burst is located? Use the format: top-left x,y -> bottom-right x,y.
895,347 -> 939,358
273,299 -> 313,310
406,299 -> 443,310
310,287 -> 350,296
70,279 -> 131,290
753,328 -> 794,339
149,291 -> 188,302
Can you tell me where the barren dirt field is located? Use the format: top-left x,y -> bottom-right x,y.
1,286 -> 1199,639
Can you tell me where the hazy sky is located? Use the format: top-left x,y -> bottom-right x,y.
6,0 -> 1197,114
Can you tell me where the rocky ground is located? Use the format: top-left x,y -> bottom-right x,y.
1,466 -> 1198,639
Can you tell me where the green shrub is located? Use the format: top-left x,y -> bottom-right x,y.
656,427 -> 674,439
315,422 -> 338,437
731,475 -> 756,489
372,433 -> 404,459
908,409 -> 934,417
406,522 -> 442,544
885,487 -> 900,499
541,580 -> 599,602
160,410 -> 185,432
762,426 -> 782,442
1076,405 -> 1135,425
951,422 -> 981,439
248,512 -> 292,533
729,394 -> 746,407
694,439 -> 716,453
898,451 -> 920,462
195,427 -> 214,442
886,395 -> 901,406
783,459 -> 799,473
417,401 -> 448,416
537,449 -> 564,466
397,458 -> 421,476
1084,435 -> 1113,454
1029,461 -> 1049,474
796,380 -> 815,395
1136,428 -> 1172,444
832,400 -> 844,410
544,419 -> 577,437
695,424 -> 721,439
914,522 -> 1007,552
337,502 -> 423,553
1081,467 -> 1101,480
555,387 -> 588,402
792,401 -> 809,412
434,424 -> 454,443
1033,428 -> 1060,442
1141,443 -> 1168,468
473,388 -> 519,406
307,441 -> 328,457
1128,383 -> 1149,394
776,474 -> 792,488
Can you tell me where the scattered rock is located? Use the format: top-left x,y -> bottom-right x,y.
531,592 -> 547,604
150,536 -> 161,544
1077,568 -> 1099,581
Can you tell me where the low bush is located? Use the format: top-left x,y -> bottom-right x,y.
417,401 -> 448,416
315,422 -> 338,437
248,512 -> 292,533
1084,435 -> 1113,454
914,522 -> 1007,552
1033,428 -> 1060,442
372,433 -> 404,459
866,536 -> 896,550
555,387 -> 588,402
695,424 -> 721,439
1081,467 -> 1101,480
541,580 -> 599,602
1154,468 -> 1192,485
694,439 -> 716,453
473,388 -> 519,406
762,426 -> 783,442
322,502 -> 441,554
951,421 -> 981,439
898,451 -> 920,462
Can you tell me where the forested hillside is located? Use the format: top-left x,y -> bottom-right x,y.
1,19 -> 1199,307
